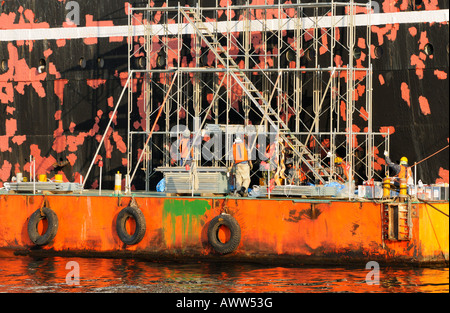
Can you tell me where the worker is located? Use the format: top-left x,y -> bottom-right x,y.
334,157 -> 352,182
52,157 -> 73,181
232,136 -> 251,197
179,129 -> 193,170
384,151 -> 413,186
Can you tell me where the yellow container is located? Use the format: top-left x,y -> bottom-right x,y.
38,174 -> 47,182
383,177 -> 391,198
54,174 -> 63,183
399,178 -> 408,197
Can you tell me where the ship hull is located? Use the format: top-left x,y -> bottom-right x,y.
0,193 -> 448,266
0,1 -> 449,189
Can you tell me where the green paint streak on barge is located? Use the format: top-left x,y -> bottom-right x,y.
162,199 -> 210,246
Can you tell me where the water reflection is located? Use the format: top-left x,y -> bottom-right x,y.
0,257 -> 447,293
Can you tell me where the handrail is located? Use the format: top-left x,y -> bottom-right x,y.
81,72 -> 133,190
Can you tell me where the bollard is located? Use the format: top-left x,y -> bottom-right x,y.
383,177 -> 391,198
38,174 -> 47,182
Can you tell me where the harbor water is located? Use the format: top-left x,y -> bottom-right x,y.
0,256 -> 447,293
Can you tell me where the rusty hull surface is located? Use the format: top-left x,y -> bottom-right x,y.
0,192 -> 448,266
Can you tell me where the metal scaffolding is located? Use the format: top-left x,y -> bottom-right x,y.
123,0 -> 390,195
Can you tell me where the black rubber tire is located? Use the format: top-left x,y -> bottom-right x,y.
116,206 -> 146,245
207,214 -> 241,254
27,207 -> 59,246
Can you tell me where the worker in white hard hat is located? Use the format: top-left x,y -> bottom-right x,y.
231,135 -> 251,197
179,128 -> 193,170
384,151 -> 413,186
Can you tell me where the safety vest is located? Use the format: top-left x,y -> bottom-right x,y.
265,142 -> 276,159
298,170 -> 307,182
180,138 -> 192,159
397,165 -> 412,180
337,162 -> 352,181
233,142 -> 248,164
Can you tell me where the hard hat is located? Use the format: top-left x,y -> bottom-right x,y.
234,137 -> 242,143
182,129 -> 190,137
400,156 -> 408,165
334,157 -> 343,164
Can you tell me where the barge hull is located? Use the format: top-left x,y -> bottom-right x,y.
0,193 -> 448,265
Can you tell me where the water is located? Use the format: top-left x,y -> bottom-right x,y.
0,256 -> 448,293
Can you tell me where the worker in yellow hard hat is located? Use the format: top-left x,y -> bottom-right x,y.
334,156 -> 352,182
384,151 -> 413,186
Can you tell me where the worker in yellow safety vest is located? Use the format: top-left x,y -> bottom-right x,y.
384,151 -> 413,186
231,136 -> 251,197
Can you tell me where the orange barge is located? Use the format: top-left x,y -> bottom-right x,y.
0,191 -> 448,266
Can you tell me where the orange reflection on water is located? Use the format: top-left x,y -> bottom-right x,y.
0,257 -> 447,293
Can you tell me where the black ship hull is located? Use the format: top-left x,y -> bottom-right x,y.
0,0 -> 448,189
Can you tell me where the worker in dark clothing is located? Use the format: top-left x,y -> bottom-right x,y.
384,151 -> 413,186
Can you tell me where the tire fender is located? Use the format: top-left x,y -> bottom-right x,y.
116,206 -> 146,245
207,213 -> 241,254
27,207 -> 59,246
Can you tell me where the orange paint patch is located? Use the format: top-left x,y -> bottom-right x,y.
107,96 -> 114,108
56,39 -> 66,47
379,126 -> 395,137
357,37 -> 366,49
382,0 -> 400,13
112,131 -> 127,153
434,70 -> 447,80
371,24 -> 396,45
83,37 -> 98,45
435,167 -> 449,184
386,24 -> 399,41
334,55 -> 343,67
340,101 -> 346,121
0,160 -> 12,182
43,49 -> 53,59
400,82 -> 411,107
87,79 -> 107,89
410,54 -> 425,79
418,31 -> 429,51
0,136 -> 11,152
67,153 -> 77,166
27,144 -> 57,175
408,27 -> 417,37
11,135 -> 26,145
5,118 -> 17,136
423,0 -> 439,11
54,79 -> 68,105
418,96 -> 431,115
359,107 -> 369,122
